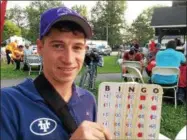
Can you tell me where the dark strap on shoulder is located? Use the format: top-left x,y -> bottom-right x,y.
33,74 -> 77,134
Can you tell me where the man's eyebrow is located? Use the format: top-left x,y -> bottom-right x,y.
49,40 -> 85,46
74,42 -> 85,46
50,40 -> 64,43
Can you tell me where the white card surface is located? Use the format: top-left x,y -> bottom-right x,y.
97,82 -> 163,139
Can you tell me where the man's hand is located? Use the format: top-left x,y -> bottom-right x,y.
70,121 -> 112,140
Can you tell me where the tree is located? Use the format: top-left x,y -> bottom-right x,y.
90,1 -> 127,47
127,5 -> 166,46
25,1 -> 63,43
6,5 -> 28,37
3,20 -> 21,41
6,5 -> 27,29
71,5 -> 88,19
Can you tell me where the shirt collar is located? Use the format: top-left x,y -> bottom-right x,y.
166,48 -> 175,51
18,74 -> 85,106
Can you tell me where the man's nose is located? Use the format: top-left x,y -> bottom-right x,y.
62,48 -> 74,64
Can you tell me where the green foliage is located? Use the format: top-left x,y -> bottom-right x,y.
160,103 -> 186,139
127,5 -> 167,46
3,20 -> 21,41
24,1 -> 63,43
6,5 -> 27,29
91,1 -> 127,47
71,5 -> 88,19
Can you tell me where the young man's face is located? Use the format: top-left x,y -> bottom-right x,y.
37,28 -> 86,84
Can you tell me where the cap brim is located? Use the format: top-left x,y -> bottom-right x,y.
44,14 -> 92,39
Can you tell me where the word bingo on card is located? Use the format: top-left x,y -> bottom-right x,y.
97,82 -> 163,139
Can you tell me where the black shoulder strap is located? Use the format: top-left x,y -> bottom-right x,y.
33,74 -> 77,134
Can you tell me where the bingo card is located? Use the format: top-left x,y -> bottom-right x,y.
97,82 -> 163,139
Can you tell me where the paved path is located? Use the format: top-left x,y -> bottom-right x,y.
1,73 -> 122,88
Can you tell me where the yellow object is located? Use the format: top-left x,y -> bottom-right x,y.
5,42 -> 17,53
11,48 -> 24,60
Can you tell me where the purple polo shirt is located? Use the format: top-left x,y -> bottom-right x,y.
1,78 -> 97,140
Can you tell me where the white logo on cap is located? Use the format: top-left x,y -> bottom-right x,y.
57,8 -> 73,16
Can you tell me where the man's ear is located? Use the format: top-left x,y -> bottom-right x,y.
36,39 -> 44,56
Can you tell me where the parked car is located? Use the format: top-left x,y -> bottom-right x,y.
97,45 -> 112,56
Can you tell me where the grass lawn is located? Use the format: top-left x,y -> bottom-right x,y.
1,56 -> 120,79
1,61 -> 38,79
97,56 -> 121,73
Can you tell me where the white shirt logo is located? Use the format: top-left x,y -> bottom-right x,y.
30,118 -> 57,136
38,120 -> 51,132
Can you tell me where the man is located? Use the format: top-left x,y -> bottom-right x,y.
145,43 -> 161,78
122,47 -> 144,81
23,45 -> 33,71
151,40 -> 186,85
23,45 -> 33,56
123,47 -> 144,62
130,39 -> 140,50
1,7 -> 111,140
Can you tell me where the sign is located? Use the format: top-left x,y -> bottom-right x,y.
97,82 -> 163,139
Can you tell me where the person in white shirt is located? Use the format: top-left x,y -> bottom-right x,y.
23,45 -> 33,56
23,45 -> 33,71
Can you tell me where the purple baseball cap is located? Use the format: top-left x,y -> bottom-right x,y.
39,6 -> 92,39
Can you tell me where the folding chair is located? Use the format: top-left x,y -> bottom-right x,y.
26,55 -> 42,75
120,61 -> 143,81
151,67 -> 180,108
122,66 -> 144,83
175,125 -> 186,140
122,61 -> 142,71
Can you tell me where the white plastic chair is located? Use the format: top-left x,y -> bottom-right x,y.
159,133 -> 171,140
151,67 -> 180,108
26,55 -> 42,75
121,61 -> 143,82
175,125 -> 186,140
122,66 -> 144,83
122,61 -> 142,71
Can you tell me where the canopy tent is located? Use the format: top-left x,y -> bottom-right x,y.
151,3 -> 187,43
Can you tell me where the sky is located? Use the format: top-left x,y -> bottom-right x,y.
6,1 -> 172,25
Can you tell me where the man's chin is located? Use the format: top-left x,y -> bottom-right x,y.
54,75 -> 75,83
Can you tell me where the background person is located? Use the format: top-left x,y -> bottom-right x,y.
23,44 -> 33,56
145,43 -> 161,78
175,38 -> 182,46
11,45 -> 24,70
151,40 -> 186,85
130,39 -> 140,50
23,45 -> 33,71
177,63 -> 187,104
1,6 -> 111,140
122,47 -> 144,81
148,39 -> 156,53
5,40 -> 18,64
